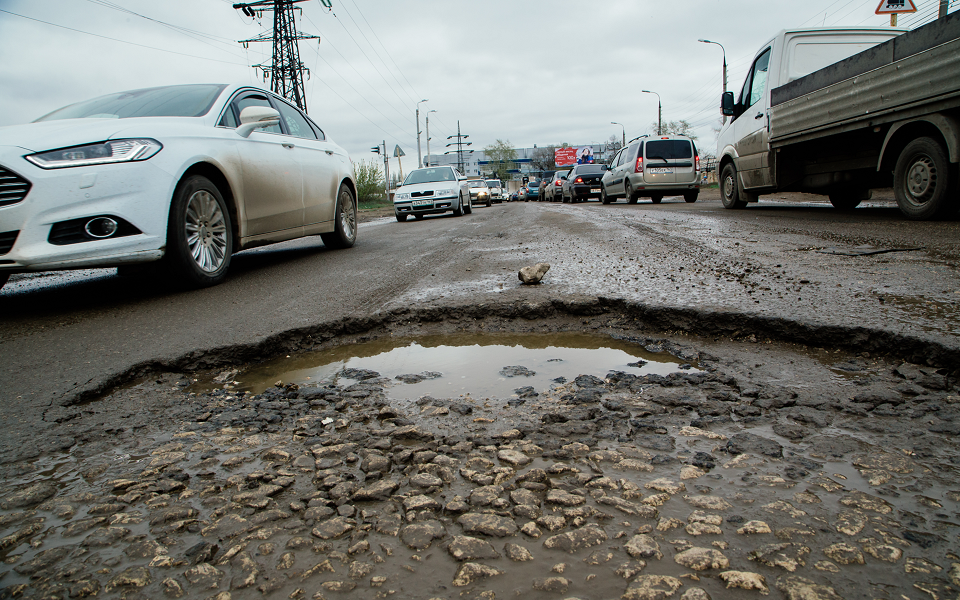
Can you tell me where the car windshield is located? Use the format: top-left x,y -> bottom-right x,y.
403,168 -> 456,185
35,84 -> 228,122
575,165 -> 605,174
485,180 -> 500,187
468,181 -> 487,188
645,140 -> 693,160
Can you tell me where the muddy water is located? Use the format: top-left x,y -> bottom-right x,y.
203,333 -> 698,399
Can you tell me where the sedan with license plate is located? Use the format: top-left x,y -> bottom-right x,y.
484,179 -> 504,203
561,164 -> 606,202
0,83 -> 358,290
393,166 -> 471,221
466,179 -> 492,207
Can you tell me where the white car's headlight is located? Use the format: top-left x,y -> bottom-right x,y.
25,138 -> 162,169
395,192 -> 411,200
438,188 -> 457,196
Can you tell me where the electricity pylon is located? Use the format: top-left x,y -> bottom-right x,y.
444,121 -> 472,175
233,1 -> 320,112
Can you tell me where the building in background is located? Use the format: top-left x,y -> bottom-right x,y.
424,143 -> 605,179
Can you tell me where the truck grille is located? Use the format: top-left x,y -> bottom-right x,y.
0,165 -> 31,207
0,230 -> 18,255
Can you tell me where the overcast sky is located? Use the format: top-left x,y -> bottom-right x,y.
0,0 -> 954,172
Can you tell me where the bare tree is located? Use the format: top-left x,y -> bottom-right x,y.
530,145 -> 556,173
649,119 -> 697,140
483,139 -> 518,181
604,134 -> 622,156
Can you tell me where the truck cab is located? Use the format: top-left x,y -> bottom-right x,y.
717,28 -> 904,198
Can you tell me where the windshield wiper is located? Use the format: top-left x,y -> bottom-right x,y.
647,155 -> 669,163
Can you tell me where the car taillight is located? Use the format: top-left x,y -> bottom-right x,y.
695,155 -> 700,172
554,180 -> 562,186
575,176 -> 583,183
635,157 -> 643,173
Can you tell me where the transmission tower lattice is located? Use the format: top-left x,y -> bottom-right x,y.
233,0 -> 320,112
444,121 -> 472,174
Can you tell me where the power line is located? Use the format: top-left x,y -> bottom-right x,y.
0,8 -> 247,66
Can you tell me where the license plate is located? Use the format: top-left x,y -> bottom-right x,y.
590,188 -> 601,194
412,199 -> 433,206
649,168 -> 673,174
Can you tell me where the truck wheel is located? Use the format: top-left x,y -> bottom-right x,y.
684,191 -> 699,203
651,195 -> 663,204
894,137 -> 954,220
720,163 -> 747,209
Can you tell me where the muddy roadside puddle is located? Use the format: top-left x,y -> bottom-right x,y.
3,332 -> 960,599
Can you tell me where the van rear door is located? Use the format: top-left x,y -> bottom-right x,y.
644,139 -> 695,184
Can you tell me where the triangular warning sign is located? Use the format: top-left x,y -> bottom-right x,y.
876,0 -> 917,14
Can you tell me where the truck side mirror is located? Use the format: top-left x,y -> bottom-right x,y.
721,92 -> 735,117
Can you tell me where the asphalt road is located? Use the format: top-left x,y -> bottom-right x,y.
2,190 -> 959,461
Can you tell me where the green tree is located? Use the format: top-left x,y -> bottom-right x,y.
483,139 -> 518,181
354,159 -> 386,205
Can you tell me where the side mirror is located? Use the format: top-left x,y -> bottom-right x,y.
236,106 -> 281,138
560,176 -> 567,181
721,92 -> 735,117
601,164 -> 609,171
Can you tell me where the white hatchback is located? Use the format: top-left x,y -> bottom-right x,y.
0,84 -> 358,290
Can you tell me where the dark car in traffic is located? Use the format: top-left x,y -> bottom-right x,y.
561,164 -> 606,203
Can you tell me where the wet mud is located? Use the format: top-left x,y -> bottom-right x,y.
2,303 -> 960,600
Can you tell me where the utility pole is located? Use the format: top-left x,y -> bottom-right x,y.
940,0 -> 949,19
371,141 -> 389,200
234,1 -> 320,112
415,99 -> 428,168
445,121 -> 473,175
425,110 -> 436,166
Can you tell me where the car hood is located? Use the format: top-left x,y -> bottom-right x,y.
0,117 -> 206,152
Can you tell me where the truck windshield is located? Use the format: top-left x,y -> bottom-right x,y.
645,140 -> 692,160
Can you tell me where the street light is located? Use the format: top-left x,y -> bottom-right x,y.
425,109 -> 437,166
611,121 -> 625,148
698,39 -> 728,124
416,99 -> 428,168
642,90 -> 662,135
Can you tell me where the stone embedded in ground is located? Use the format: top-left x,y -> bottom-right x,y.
183,563 -> 223,588
497,449 -> 532,466
645,478 -> 685,494
725,433 -> 783,458
863,543 -> 903,563
839,490 -> 893,514
823,542 -> 864,565
500,365 -> 536,377
400,520 -> 446,549
533,577 -> 569,592
542,524 -> 608,553
674,547 -> 730,571
447,536 -> 500,561
505,543 -> 533,561
750,543 -> 810,572
105,566 -> 152,591
452,562 -> 504,587
518,262 -> 550,284
679,588 -> 712,600
311,517 -> 354,540
458,513 -> 518,537
546,489 -> 586,506
622,575 -> 684,600
776,576 -> 842,600
719,571 -> 768,594
737,520 -> 772,535
624,534 -> 662,560
684,495 -> 732,511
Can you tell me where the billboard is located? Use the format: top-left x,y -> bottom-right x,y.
554,146 -> 595,167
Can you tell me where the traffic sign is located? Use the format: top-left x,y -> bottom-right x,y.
876,0 -> 917,14
393,145 -> 405,157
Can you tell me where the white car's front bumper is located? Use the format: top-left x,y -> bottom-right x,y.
0,146 -> 173,272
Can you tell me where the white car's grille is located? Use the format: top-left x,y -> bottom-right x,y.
0,165 -> 31,207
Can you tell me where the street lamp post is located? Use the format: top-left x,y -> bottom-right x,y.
425,109 -> 436,166
698,39 -> 728,124
416,99 -> 428,168
642,90 -> 662,135
611,121 -> 625,148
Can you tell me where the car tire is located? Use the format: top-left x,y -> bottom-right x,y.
453,194 -> 464,216
894,137 -> 955,220
626,181 -> 638,204
683,191 -> 699,203
320,183 -> 358,249
465,198 -> 473,214
396,212 -> 407,222
720,163 -> 747,209
486,199 -> 491,207
651,195 -> 663,204
165,174 -> 233,288
601,187 -> 611,204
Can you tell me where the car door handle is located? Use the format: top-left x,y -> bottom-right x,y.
282,142 -> 295,149
755,112 -> 764,119
325,150 -> 334,155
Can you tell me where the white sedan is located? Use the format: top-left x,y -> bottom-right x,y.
393,166 -> 471,221
0,83 -> 358,290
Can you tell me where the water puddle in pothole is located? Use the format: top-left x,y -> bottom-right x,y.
197,333 -> 700,399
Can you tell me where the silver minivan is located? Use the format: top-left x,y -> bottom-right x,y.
600,135 -> 700,204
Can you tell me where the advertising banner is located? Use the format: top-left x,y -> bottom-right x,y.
555,146 -> 595,167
